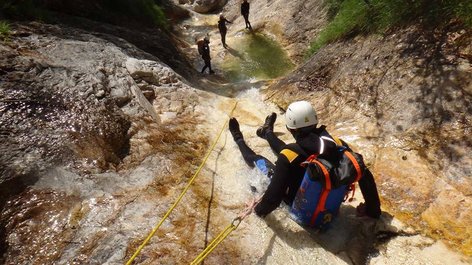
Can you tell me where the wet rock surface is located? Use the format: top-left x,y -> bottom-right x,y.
221,0 -> 328,63
178,0 -> 227,14
266,23 -> 472,257
1,1 -> 471,264
0,18 -> 234,265
0,23 -> 133,205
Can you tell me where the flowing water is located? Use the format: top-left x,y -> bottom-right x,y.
1,6 -> 470,265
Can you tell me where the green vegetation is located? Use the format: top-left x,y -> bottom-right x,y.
1,0 -> 167,29
308,0 -> 472,55
100,0 -> 167,28
0,21 -> 11,41
2,1 -> 53,22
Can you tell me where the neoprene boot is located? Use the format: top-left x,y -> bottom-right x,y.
256,112 -> 277,139
229,118 -> 244,142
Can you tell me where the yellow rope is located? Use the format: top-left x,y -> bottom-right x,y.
190,195 -> 262,265
126,101 -> 238,265
190,218 -> 242,265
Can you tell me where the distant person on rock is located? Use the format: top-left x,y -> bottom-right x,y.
229,101 -> 381,229
218,14 -> 232,49
241,0 -> 252,30
197,36 -> 214,74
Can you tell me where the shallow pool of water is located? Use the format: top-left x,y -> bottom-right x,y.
221,32 -> 294,82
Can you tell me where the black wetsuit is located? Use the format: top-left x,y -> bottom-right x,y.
218,18 -> 231,48
197,40 -> 213,74
241,1 -> 251,29
235,126 -> 381,219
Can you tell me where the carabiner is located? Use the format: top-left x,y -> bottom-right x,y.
231,217 -> 242,227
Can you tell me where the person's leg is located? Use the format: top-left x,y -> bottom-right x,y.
230,118 -> 275,180
222,32 -> 227,48
256,113 -> 286,154
235,141 -> 275,177
357,168 -> 381,218
265,131 -> 286,154
201,64 -> 207,73
245,15 -> 252,29
236,141 -> 261,168
229,118 -> 259,167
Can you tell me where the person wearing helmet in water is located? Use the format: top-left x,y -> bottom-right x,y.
196,36 -> 214,74
229,101 -> 381,219
241,0 -> 252,30
218,14 -> 232,49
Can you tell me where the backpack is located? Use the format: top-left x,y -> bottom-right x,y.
289,136 -> 364,230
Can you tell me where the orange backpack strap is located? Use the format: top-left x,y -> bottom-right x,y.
343,151 -> 363,202
344,151 -> 362,182
309,160 -> 331,227
301,154 -> 318,167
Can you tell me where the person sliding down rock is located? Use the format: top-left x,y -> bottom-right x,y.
197,36 -> 214,74
229,101 -> 381,229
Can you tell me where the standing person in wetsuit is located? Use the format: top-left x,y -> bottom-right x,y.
241,0 -> 252,30
218,14 -> 232,49
197,36 -> 214,74
228,101 -> 381,220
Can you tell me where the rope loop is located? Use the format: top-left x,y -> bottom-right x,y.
231,217 -> 242,227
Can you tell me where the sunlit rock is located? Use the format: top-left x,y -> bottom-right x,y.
192,0 -> 227,13
267,23 -> 472,256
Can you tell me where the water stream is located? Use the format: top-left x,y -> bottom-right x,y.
1,5 -> 470,265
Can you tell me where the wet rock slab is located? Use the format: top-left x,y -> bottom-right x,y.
266,24 -> 472,257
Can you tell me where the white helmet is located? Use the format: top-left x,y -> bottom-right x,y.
285,101 -> 318,129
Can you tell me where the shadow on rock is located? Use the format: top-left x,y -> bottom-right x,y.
400,23 -> 472,162
262,207 -> 401,265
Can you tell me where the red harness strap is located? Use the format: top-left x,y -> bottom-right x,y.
343,151 -> 363,202
344,151 -> 362,182
303,154 -> 318,165
309,160 -> 331,227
